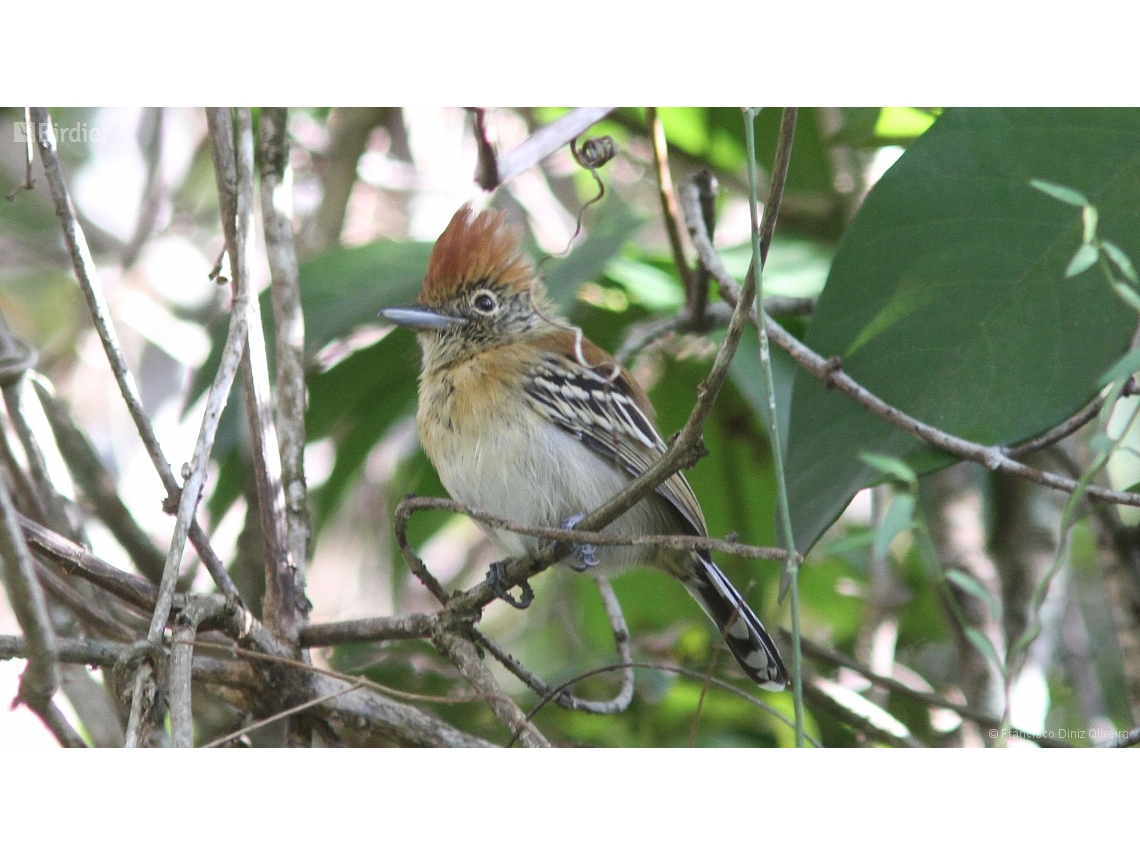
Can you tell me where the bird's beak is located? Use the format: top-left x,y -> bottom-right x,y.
378,305 -> 464,332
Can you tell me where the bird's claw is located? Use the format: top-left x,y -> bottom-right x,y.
486,560 -> 534,610
561,513 -> 599,572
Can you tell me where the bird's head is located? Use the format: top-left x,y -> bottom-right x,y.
379,204 -> 557,368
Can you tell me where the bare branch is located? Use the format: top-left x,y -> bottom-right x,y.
299,614 -> 434,647
471,577 -> 634,715
169,596 -> 225,747
430,624 -> 550,747
0,459 -> 64,737
488,108 -> 614,189
396,495 -> 791,565
211,107 -> 294,642
28,107 -> 240,600
646,108 -> 694,308
5,107 -> 35,201
258,106 -> 312,642
32,377 -> 165,584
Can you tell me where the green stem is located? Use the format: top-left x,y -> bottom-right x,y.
743,107 -> 803,747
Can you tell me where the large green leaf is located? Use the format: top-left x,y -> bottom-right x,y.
786,108 -> 1140,553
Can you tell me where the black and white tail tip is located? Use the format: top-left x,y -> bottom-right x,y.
689,555 -> 788,690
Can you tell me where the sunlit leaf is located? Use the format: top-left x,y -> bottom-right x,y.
859,453 -> 918,488
1029,178 -> 1089,207
1102,239 -> 1139,285
873,493 -> 915,560
1065,243 -> 1099,278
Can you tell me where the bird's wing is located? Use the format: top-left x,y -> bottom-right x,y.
523,335 -> 707,538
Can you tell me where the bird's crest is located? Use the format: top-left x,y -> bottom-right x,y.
420,204 -> 535,305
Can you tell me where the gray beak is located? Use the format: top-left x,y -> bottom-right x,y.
378,305 -> 464,332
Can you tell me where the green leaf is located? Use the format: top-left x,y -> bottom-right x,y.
1111,280 -> 1140,314
875,107 -> 938,141
945,569 -> 1000,622
603,256 -> 684,311
1029,178 -> 1090,207
1082,205 -> 1099,245
301,239 -> 434,350
1065,243 -> 1099,278
1102,239 -> 1140,285
1099,348 -> 1140,387
1008,622 -> 1042,661
858,453 -> 917,488
873,493 -> 915,560
964,627 -> 1006,675
818,529 -> 875,557
786,109 -> 1139,552
306,331 -> 421,531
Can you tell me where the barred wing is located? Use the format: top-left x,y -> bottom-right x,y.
525,348 -> 707,538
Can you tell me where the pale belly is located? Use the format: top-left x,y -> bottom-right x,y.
420,402 -> 675,576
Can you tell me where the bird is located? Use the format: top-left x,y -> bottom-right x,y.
379,203 -> 788,690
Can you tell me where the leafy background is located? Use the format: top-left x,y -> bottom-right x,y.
1,107 -> 1138,747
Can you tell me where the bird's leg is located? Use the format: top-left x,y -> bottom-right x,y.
485,560 -> 535,609
560,513 -> 599,572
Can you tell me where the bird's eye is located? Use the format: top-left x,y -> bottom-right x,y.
472,291 -> 497,313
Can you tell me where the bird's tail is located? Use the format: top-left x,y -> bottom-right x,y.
684,554 -> 788,690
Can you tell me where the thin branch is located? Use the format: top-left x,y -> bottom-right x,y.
396,495 -> 791,565
646,108 -> 694,307
471,577 -> 635,715
211,107 -> 294,641
803,674 -> 921,748
28,107 -> 240,600
258,106 -> 312,642
5,107 -> 35,201
430,624 -> 550,747
1006,381 -> 1135,458
20,512 -> 162,612
3,375 -> 79,541
614,297 -> 816,367
32,378 -> 165,583
34,562 -> 140,643
513,661 -> 815,747
0,461 -> 62,735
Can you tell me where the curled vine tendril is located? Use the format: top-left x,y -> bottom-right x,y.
541,135 -> 618,270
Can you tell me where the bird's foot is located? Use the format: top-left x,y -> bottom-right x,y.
560,513 -> 599,572
486,560 -> 534,610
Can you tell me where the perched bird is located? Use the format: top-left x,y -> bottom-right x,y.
379,204 -> 787,689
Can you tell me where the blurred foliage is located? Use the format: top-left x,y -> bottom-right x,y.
4,107 -> 1139,748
